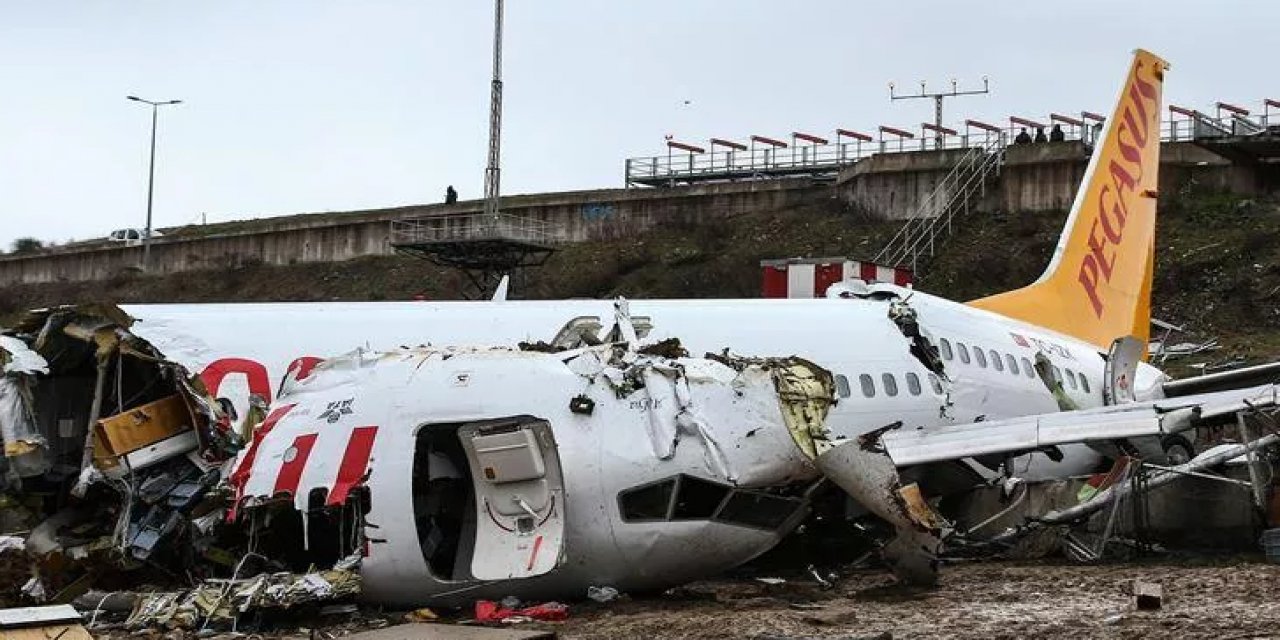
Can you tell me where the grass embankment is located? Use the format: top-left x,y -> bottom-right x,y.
3,192 -> 1277,371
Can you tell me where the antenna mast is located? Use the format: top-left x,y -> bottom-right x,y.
890,77 -> 990,148
483,0 -> 504,221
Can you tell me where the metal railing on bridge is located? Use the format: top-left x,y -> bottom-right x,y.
625,131 -> 1007,188
625,113 -> 1277,188
1166,112 -> 1275,141
390,212 -> 560,247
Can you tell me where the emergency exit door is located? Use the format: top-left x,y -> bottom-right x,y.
459,418 -> 565,580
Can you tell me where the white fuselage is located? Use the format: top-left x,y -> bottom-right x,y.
122,287 -> 1163,438
120,288 -> 1166,603
235,348 -> 818,605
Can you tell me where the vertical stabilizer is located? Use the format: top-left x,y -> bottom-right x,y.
968,50 -> 1168,352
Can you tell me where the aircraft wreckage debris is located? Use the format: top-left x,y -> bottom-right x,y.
4,301 -> 1280,636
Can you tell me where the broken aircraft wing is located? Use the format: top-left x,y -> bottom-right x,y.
881,384 -> 1279,467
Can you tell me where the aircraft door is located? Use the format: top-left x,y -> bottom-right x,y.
458,419 -> 565,580
1104,336 -> 1144,405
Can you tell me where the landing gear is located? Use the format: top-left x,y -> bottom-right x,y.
1161,434 -> 1195,465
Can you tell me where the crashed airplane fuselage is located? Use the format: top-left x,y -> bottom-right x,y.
7,50 -> 1244,608
2,288 -> 1161,604
229,343 -> 836,606
123,289 -> 1161,474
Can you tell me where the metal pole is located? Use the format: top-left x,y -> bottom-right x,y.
934,95 -> 944,149
482,0 -> 504,227
75,355 -> 110,494
128,96 -> 179,269
1237,412 -> 1268,509
143,104 -> 158,270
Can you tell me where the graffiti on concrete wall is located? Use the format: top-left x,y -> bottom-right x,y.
581,203 -> 616,221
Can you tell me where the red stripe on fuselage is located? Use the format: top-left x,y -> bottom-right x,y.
273,433 -> 318,497
328,426 -> 379,506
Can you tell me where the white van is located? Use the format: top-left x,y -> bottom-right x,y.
106,228 -> 162,246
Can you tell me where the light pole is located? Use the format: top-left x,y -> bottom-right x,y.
126,95 -> 181,270
481,0 -> 504,226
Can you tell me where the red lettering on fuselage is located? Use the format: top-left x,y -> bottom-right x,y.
286,356 -> 324,382
202,355 -> 325,409
202,358 -> 273,404
1075,61 -> 1159,318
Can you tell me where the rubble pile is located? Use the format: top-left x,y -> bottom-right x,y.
3,301 -> 1280,638
0,306 -> 363,629
125,555 -> 361,629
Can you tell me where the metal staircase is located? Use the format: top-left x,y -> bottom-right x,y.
873,135 -> 1006,274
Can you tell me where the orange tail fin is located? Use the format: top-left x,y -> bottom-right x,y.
968,50 -> 1168,352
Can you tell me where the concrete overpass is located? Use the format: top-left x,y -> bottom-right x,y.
1,142 -> 1272,286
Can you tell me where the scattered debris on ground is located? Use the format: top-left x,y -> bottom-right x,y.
59,560 -> 1280,639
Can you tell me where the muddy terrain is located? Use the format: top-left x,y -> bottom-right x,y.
82,559 -> 1280,639
547,560 -> 1280,639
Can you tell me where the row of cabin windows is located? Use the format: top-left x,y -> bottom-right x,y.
937,338 -> 1091,394
834,372 -> 944,399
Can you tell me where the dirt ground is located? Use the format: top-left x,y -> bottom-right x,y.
514,559 -> 1280,640
88,559 -> 1280,640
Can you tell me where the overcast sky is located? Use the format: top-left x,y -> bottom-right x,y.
2,1 -> 1275,249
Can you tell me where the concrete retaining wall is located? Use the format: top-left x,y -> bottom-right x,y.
837,140 -> 1266,217
837,148 -> 980,220
0,179 -> 827,284
1,141 -> 1268,285
1000,141 -> 1091,213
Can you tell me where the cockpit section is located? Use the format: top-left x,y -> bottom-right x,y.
617,474 -> 809,532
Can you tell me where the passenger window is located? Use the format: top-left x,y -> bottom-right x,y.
1065,369 -> 1078,390
859,374 -> 876,398
1021,357 -> 1035,378
882,373 -> 899,397
928,374 -> 944,394
940,339 -> 954,361
989,349 -> 1003,371
834,374 -> 851,399
1051,365 -> 1063,383
1006,354 -> 1019,375
672,475 -> 731,519
619,478 -> 676,521
1080,375 -> 1091,394
957,343 -> 971,364
906,372 -> 922,395
974,349 -> 987,368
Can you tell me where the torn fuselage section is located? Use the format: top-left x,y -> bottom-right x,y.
888,299 -> 948,379
0,336 -> 50,481
813,427 -> 945,586
223,337 -> 849,606
830,282 -> 949,381
1,305 -> 237,596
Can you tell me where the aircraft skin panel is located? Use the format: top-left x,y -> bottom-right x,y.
233,348 -> 806,606
968,50 -> 1169,352
122,288 -> 1170,492
121,290 -> 1155,428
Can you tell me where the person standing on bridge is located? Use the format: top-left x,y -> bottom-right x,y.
1014,128 -> 1032,144
445,185 -> 458,205
1034,127 -> 1048,143
1049,124 -> 1066,142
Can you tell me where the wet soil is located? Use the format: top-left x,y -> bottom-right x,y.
546,559 -> 1280,639
90,559 -> 1280,640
